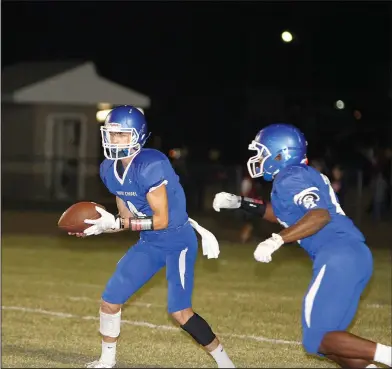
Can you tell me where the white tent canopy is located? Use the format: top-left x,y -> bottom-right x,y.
2,61 -> 151,108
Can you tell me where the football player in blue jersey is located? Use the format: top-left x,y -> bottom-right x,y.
213,123 -> 391,368
69,105 -> 235,368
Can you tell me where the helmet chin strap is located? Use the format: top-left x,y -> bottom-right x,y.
107,143 -> 141,160
117,145 -> 140,159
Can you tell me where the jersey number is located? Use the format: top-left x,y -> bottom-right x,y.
320,173 -> 345,216
126,200 -> 146,218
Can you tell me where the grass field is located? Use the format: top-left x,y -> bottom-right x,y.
2,224 -> 391,368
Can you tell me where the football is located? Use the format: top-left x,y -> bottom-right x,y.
58,202 -> 106,233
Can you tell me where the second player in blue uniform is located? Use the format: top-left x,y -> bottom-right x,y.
213,123 -> 391,368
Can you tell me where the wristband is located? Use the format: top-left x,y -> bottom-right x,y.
130,217 -> 154,231
240,196 -> 266,217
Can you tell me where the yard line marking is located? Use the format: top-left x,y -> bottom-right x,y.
365,303 -> 391,309
12,280 -> 392,310
53,294 -> 392,311
27,280 -> 167,292
2,305 -> 301,346
39,281 -> 103,289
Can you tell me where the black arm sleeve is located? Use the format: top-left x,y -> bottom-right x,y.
239,197 -> 266,217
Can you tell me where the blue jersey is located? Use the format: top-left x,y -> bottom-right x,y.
271,164 -> 365,258
100,148 -> 189,235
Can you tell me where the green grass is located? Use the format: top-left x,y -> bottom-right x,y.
2,234 -> 391,368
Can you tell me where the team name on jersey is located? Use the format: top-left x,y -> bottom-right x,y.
117,191 -> 137,196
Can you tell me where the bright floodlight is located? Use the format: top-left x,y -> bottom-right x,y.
96,109 -> 112,122
335,100 -> 345,110
281,31 -> 293,43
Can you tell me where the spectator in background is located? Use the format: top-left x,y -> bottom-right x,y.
331,165 -> 347,209
371,170 -> 388,222
366,147 -> 390,221
310,158 -> 326,173
170,147 -> 191,204
384,148 -> 392,211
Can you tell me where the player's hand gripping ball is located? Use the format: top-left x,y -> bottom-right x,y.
58,202 -> 106,237
83,207 -> 120,236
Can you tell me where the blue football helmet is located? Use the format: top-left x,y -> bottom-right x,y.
101,105 -> 150,160
247,123 -> 308,181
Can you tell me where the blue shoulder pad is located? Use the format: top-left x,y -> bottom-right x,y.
137,149 -> 173,194
275,165 -> 328,212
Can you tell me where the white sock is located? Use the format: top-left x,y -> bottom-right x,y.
100,340 -> 117,366
209,344 -> 235,368
366,365 -> 378,368
373,343 -> 392,367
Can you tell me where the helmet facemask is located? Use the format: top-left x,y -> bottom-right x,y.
247,141 -> 281,181
247,124 -> 308,182
247,141 -> 271,178
101,124 -> 141,160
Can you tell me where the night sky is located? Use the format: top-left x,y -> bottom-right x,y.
2,1 -> 390,164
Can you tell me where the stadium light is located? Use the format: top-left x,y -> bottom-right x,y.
335,100 -> 345,110
209,149 -> 221,161
96,109 -> 112,122
281,31 -> 293,43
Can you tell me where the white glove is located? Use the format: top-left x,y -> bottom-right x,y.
213,192 -> 241,212
189,218 -> 220,259
84,207 -> 120,236
254,233 -> 284,263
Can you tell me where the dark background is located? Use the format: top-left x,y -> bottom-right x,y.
2,1 -> 390,165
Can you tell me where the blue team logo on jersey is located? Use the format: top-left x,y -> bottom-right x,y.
302,194 -> 318,209
294,187 -> 320,209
